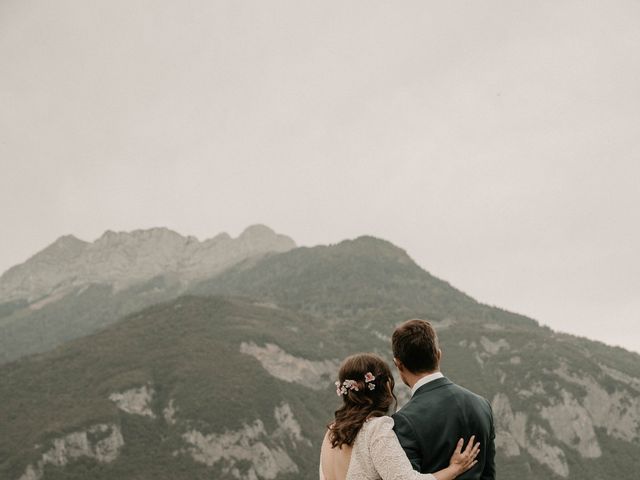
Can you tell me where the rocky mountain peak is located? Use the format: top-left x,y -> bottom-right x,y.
41,234 -> 89,256
239,224 -> 276,239
53,234 -> 87,246
0,225 -> 296,302
337,235 -> 413,264
205,232 -> 231,244
238,224 -> 296,249
95,227 -> 186,245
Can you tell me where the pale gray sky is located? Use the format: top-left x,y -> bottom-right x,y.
1,1 -> 639,352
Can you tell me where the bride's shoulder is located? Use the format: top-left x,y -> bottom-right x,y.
363,415 -> 394,432
360,416 -> 398,449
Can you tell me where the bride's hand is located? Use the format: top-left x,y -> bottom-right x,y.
448,435 -> 480,476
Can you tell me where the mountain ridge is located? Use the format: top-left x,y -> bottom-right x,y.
0,224 -> 295,302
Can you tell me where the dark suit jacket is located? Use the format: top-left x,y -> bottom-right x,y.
392,377 -> 496,480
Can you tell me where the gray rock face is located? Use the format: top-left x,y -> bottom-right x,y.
18,424 -> 124,480
527,424 -> 569,478
492,393 -> 526,457
163,399 -> 178,425
109,384 -> 156,418
273,403 -> 310,446
0,225 -> 295,302
555,365 -> 640,442
540,391 -> 602,458
492,393 -> 570,477
479,336 -> 510,355
179,403 -> 305,480
239,341 -> 338,390
491,361 -> 640,478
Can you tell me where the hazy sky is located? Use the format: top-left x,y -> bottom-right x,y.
1,1 -> 639,352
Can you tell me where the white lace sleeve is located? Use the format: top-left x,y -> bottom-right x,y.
367,417 -> 435,480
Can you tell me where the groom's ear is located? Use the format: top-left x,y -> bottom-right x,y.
393,357 -> 404,372
437,348 -> 442,366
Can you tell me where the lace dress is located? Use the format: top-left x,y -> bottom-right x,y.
320,416 -> 436,480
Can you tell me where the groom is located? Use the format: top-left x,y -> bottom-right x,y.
391,319 -> 496,479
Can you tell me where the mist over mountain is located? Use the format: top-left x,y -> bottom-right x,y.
1,227 -> 639,480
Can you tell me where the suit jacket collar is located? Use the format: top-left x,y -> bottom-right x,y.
410,371 -> 444,396
412,376 -> 452,396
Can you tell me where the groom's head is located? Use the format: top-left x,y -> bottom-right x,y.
392,319 -> 441,385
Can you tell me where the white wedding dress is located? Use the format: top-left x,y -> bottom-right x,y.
319,416 -> 436,480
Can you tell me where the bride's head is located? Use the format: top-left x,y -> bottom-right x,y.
329,353 -> 397,448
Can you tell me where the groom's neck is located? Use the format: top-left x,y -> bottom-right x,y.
405,369 -> 440,389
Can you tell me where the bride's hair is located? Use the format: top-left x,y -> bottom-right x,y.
328,353 -> 397,448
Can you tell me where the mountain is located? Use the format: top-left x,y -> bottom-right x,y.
194,237 -> 640,478
0,225 -> 295,302
1,233 -> 639,480
192,236 -> 513,323
0,225 -> 295,363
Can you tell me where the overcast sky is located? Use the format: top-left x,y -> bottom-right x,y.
1,1 -> 639,352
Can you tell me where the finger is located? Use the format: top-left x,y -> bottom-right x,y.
471,443 -> 481,458
454,438 -> 464,455
463,435 -> 476,454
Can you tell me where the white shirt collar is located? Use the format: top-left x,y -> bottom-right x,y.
410,371 -> 444,397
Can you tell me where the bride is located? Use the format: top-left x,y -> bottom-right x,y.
320,353 -> 480,480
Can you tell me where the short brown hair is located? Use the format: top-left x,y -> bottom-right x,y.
392,319 -> 440,374
329,353 -> 397,448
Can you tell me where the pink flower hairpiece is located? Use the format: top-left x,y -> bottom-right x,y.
335,372 -> 377,396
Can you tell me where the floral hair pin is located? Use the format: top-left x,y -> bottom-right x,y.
335,372 -> 376,396
364,372 -> 376,390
